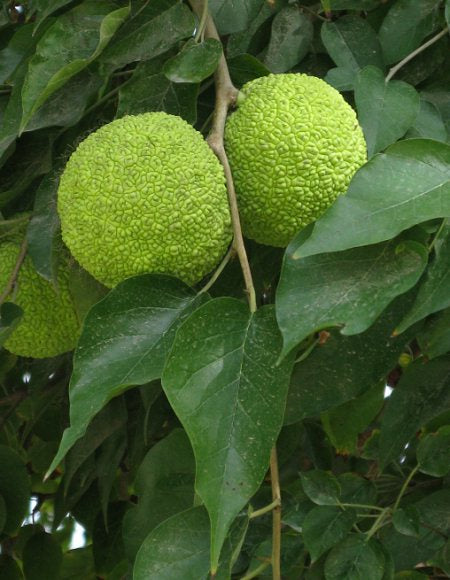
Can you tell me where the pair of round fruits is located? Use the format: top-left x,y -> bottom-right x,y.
0,73 -> 367,358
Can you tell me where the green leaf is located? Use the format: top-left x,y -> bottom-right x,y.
324,66 -> 356,91
162,299 -> 295,570
321,383 -> 385,454
100,2 -> 195,71
329,1 -> 379,8
118,55 -> 198,124
22,531 -> 63,580
301,470 -> 341,506
0,302 -> 23,345
0,555 -> 23,580
355,66 -> 420,157
291,140 -> 450,261
60,547 -> 96,579
395,222 -> 450,334
0,23 -> 35,84
417,425 -> 450,476
303,506 -> 357,562
417,308 -> 450,359
133,506 -> 210,580
285,293 -> 417,422
321,15 -> 384,78
379,357 -> 450,468
264,5 -> 313,73
278,237 -> 427,355
32,0 -> 76,33
0,494 -> 6,533
92,503 -> 127,576
20,2 -> 129,130
392,506 -> 421,537
163,38 -> 222,83
0,445 -> 30,535
338,473 -> 377,506
228,54 -> 270,88
209,0 -> 264,35
415,489 -> 450,533
325,535 -> 386,580
379,0 -> 442,65
122,429 -> 195,561
48,275 -> 207,477
405,98 -> 448,142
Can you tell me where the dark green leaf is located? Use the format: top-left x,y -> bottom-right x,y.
392,506 -> 421,538
0,493 -> 5,533
379,0 -> 442,65
163,38 -> 222,83
133,506 -> 210,580
395,222 -> 450,333
0,445 -> 30,535
415,489 -> 450,533
100,2 -> 195,71
22,531 -> 63,580
321,383 -> 385,454
325,535 -> 385,580
379,357 -> 450,468
96,429 -> 127,523
417,308 -> 450,358
417,425 -> 450,476
92,503 -> 127,575
338,473 -> 377,506
380,524 -> 445,571
285,293 -> 416,422
0,555 -> 23,580
162,299 -> 295,570
209,0 -> 264,35
278,237 -> 427,355
321,15 -> 384,78
118,56 -> 198,124
32,0 -> 76,33
122,429 -> 195,561
0,302 -> 23,345
355,66 -> 420,157
48,275 -> 207,476
303,506 -> 357,562
264,5 -> 313,73
60,547 -> 96,580
329,1 -> 379,8
301,470 -> 341,505
228,54 -> 270,88
325,66 -> 357,91
291,140 -> 450,261
405,98 -> 448,141
21,2 -> 129,130
0,23 -> 35,84
429,539 -> 450,576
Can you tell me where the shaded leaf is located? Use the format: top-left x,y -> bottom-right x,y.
0,555 -> 23,580
209,0 -> 264,35
379,357 -> 450,468
48,275 -> 208,476
0,445 -> 30,535
291,140 -> 450,261
325,535 -> 385,580
92,503 -> 127,575
405,98 -> 448,142
278,236 -> 427,355
0,302 -> 23,345
301,470 -> 341,505
0,494 -> 5,533
96,428 -> 127,523
355,66 -> 420,157
303,506 -> 357,562
392,506 -> 421,537
60,547 -> 96,580
133,506 -> 210,580
417,425 -> 450,476
379,0 -> 442,65
324,66 -> 357,91
329,0 -> 379,8
417,307 -> 450,359
395,222 -> 450,333
0,23 -> 35,84
264,5 -> 313,73
228,54 -> 270,88
22,531 -> 63,580
32,0 -> 76,33
162,299 -> 295,570
415,489 -> 450,533
122,429 -> 195,561
163,38 -> 222,83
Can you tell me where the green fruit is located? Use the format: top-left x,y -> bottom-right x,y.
225,73 -> 367,247
0,242 -> 80,358
58,112 -> 232,288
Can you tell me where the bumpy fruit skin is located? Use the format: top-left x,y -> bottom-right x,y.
0,244 -> 80,358
58,112 -> 232,287
225,74 -> 367,247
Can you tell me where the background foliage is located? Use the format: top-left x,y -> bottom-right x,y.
0,0 -> 449,578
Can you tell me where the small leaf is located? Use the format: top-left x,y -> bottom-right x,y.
395,222 -> 450,334
0,23 -> 36,84
162,299 -> 295,570
324,67 -> 356,91
303,506 -> 357,562
415,489 -> 450,533
0,445 -> 30,535
122,429 -> 195,561
392,506 -> 421,538
355,66 -> 420,157
133,507 -> 210,580
417,425 -> 450,476
379,357 -> 450,468
0,303 -> 23,345
209,0 -> 263,35
405,98 -> 448,141
228,54 -> 270,88
379,0 -> 442,65
301,470 -> 341,505
325,535 -> 386,580
22,531 -> 63,580
163,38 -> 222,83
48,275 -> 208,477
278,237 -> 427,355
417,307 -> 450,359
291,139 -> 450,261
264,5 -> 313,73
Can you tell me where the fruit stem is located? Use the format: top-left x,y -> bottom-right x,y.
0,236 -> 28,306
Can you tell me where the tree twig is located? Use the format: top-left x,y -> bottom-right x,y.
386,27 -> 449,83
270,447 -> 282,580
0,237 -> 28,306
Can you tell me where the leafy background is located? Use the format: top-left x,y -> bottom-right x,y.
0,0 -> 449,578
